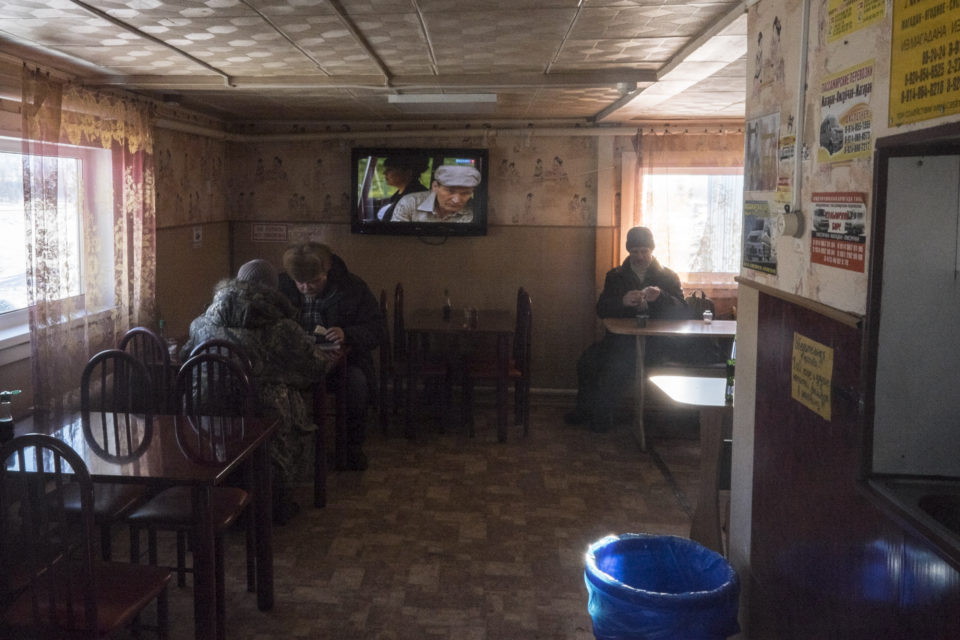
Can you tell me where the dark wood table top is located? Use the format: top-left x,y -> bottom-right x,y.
9,412 -> 278,486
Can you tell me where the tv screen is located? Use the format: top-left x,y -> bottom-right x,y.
351,147 -> 488,237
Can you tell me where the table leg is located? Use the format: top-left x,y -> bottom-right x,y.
253,441 -> 275,609
192,486 -> 216,640
632,335 -> 648,451
335,358 -> 348,471
405,334 -> 418,439
689,406 -> 727,555
496,333 -> 508,443
313,383 -> 326,508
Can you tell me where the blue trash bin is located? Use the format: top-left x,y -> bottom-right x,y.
584,533 -> 740,640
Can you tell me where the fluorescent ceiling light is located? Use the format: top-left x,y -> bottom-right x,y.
388,93 -> 498,114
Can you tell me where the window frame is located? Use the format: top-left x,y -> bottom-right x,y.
622,155 -> 743,288
0,134 -> 114,365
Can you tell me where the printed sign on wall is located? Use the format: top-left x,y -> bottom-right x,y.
828,0 -> 886,41
792,332 -> 834,421
810,192 -> 867,272
743,200 -> 776,274
890,0 -> 960,125
818,61 -> 874,163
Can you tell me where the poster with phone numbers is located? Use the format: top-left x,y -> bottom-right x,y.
890,0 -> 960,125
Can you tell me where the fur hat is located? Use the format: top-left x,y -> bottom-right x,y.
237,259 -> 279,289
626,226 -> 655,250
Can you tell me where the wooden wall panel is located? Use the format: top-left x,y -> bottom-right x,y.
748,292 -> 960,639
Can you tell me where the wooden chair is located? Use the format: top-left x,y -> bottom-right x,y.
462,287 -> 533,437
188,338 -> 254,378
126,353 -> 256,640
71,349 -> 154,561
0,433 -> 171,639
119,326 -> 174,413
392,283 -> 452,436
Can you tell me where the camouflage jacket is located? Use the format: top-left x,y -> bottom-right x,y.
180,278 -> 325,391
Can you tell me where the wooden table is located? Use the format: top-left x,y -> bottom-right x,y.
405,308 -> 514,442
603,317 -> 736,451
11,411 -> 278,640
649,375 -> 731,555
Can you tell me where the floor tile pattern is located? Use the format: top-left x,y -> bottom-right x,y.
121,402 -> 702,640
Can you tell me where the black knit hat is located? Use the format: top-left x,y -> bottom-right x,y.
626,226 -> 655,249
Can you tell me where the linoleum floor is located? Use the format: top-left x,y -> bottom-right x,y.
132,400 -> 703,640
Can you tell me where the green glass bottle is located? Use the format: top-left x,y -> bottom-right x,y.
725,340 -> 736,404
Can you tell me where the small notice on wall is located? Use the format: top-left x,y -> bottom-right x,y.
818,61 -> 874,163
252,223 -> 289,243
890,0 -> 960,125
828,0 -> 886,41
810,192 -> 867,272
791,333 -> 834,421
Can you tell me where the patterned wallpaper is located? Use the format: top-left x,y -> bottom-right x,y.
155,129 -> 600,229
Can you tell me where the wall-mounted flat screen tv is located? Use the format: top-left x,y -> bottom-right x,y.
351,147 -> 488,237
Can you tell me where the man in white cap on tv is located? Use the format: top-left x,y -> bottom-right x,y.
391,164 -> 481,223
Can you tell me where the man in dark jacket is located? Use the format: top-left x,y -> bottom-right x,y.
565,227 -> 687,432
279,242 -> 384,470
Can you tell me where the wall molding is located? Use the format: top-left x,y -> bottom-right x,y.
735,277 -> 862,328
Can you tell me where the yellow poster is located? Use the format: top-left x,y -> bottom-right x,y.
890,0 -> 960,125
819,61 -> 874,163
829,0 -> 886,41
791,333 -> 834,420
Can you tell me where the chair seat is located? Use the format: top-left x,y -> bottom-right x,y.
126,486 -> 250,529
59,482 -> 149,521
2,561 -> 171,636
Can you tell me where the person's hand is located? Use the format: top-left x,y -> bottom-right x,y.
622,289 -> 646,307
322,326 -> 345,344
641,286 -> 661,302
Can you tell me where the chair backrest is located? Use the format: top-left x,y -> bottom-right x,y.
393,282 -> 406,361
80,349 -> 154,462
0,433 -> 97,635
379,289 -> 391,372
174,353 -> 255,465
514,288 -> 533,374
119,326 -> 173,412
188,338 -> 254,378
175,352 -> 254,418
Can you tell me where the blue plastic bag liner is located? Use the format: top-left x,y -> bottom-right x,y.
584,533 -> 740,640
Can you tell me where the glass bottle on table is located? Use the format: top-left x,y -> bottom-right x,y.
725,340 -> 736,404
442,289 -> 452,321
0,389 -> 21,443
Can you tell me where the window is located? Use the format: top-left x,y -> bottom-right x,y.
0,135 -> 113,361
0,142 -> 84,315
640,168 -> 743,282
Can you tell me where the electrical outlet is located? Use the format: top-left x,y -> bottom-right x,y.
192,225 -> 203,247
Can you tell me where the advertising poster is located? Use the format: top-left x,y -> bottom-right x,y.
745,112 -> 780,192
791,332 -> 834,421
890,0 -> 960,125
743,200 -> 776,274
828,0 -> 886,42
818,61 -> 874,163
810,192 -> 867,272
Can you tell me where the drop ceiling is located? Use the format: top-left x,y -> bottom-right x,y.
0,0 -> 747,129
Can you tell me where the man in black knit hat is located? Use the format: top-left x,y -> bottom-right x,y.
565,227 -> 687,432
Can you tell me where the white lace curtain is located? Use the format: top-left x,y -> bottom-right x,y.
624,130 -> 745,284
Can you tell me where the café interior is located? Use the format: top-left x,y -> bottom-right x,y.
1,0 -> 960,638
